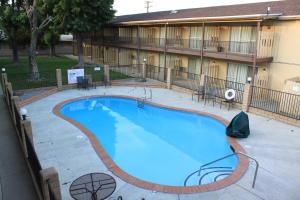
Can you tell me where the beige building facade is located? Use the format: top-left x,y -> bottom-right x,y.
77,0 -> 300,93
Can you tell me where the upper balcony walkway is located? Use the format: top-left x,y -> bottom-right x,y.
97,36 -> 273,64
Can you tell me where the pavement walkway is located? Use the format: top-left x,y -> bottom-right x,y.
24,86 -> 300,200
0,85 -> 38,200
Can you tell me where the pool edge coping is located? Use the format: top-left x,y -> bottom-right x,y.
52,95 -> 248,194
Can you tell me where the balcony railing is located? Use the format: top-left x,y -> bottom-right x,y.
103,36 -> 138,45
203,40 -> 255,55
102,36 -> 258,56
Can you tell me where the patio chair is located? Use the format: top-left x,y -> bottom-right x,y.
77,76 -> 84,89
85,75 -> 96,89
220,89 -> 236,110
189,81 -> 204,102
102,75 -> 112,87
204,87 -> 217,106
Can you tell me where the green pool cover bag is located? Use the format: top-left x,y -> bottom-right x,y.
226,112 -> 250,138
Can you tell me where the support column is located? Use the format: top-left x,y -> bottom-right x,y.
102,46 -> 105,64
164,23 -> 168,69
11,96 -> 20,126
5,82 -> 13,106
200,22 -> 205,75
104,64 -> 110,82
1,72 -> 7,90
199,74 -> 206,87
137,25 -> 141,66
242,83 -> 253,112
142,62 -> 147,80
21,120 -> 32,157
252,21 -> 261,85
167,68 -> 173,89
23,119 -> 33,144
90,33 -> 93,62
40,167 -> 62,200
56,69 -> 63,90
117,48 -> 120,67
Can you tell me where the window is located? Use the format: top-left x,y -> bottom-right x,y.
229,26 -> 256,54
188,58 -> 201,75
227,63 -> 250,83
189,27 -> 202,49
202,60 -> 219,78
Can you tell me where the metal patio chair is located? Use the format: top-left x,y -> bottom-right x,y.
77,76 -> 85,89
204,87 -> 217,106
189,80 -> 204,102
85,75 -> 96,89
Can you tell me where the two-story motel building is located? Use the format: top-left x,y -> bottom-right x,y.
77,0 -> 300,92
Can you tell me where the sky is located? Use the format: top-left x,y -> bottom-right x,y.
113,0 -> 278,16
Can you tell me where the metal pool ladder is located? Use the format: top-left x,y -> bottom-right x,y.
137,88 -> 152,108
184,152 -> 259,188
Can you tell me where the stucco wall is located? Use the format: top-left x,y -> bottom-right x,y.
269,20 -> 300,91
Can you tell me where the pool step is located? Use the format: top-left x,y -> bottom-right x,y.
137,98 -> 145,108
184,166 -> 233,186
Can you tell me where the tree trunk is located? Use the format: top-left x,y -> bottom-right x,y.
77,34 -> 84,67
12,41 -> 19,64
29,8 -> 39,80
50,44 -> 56,57
12,27 -> 19,64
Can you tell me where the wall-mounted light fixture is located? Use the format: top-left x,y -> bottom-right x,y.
267,6 -> 271,15
1,68 -> 5,73
20,108 -> 28,120
247,77 -> 252,84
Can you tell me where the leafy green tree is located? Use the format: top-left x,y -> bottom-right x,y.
0,0 -> 29,64
0,29 -> 6,41
43,30 -> 60,57
54,0 -> 115,67
22,0 -> 54,78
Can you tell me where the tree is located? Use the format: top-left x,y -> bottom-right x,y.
54,0 -> 115,67
43,30 -> 60,57
0,0 -> 29,64
0,28 -> 6,52
0,29 -> 6,40
23,0 -> 52,79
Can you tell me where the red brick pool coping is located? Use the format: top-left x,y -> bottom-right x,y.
53,95 -> 248,194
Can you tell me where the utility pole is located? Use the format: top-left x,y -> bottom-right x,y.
144,1 -> 152,13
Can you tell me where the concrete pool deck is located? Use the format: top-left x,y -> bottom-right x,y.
24,86 -> 300,200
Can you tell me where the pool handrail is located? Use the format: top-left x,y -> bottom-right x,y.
198,151 -> 259,188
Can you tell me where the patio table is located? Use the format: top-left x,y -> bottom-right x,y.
69,173 -> 116,200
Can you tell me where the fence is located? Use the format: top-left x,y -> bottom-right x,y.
146,65 -> 167,82
1,73 -> 61,200
170,73 -> 245,103
110,64 -> 142,79
25,127 -> 43,194
250,86 -> 300,120
172,70 -> 201,90
204,76 -> 245,103
48,181 -> 57,200
7,71 -> 57,91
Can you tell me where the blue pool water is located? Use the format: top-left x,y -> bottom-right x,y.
60,97 -> 238,186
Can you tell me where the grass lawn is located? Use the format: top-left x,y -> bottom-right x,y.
0,56 -> 129,90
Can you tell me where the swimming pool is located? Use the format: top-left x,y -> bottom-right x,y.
56,96 -> 243,191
